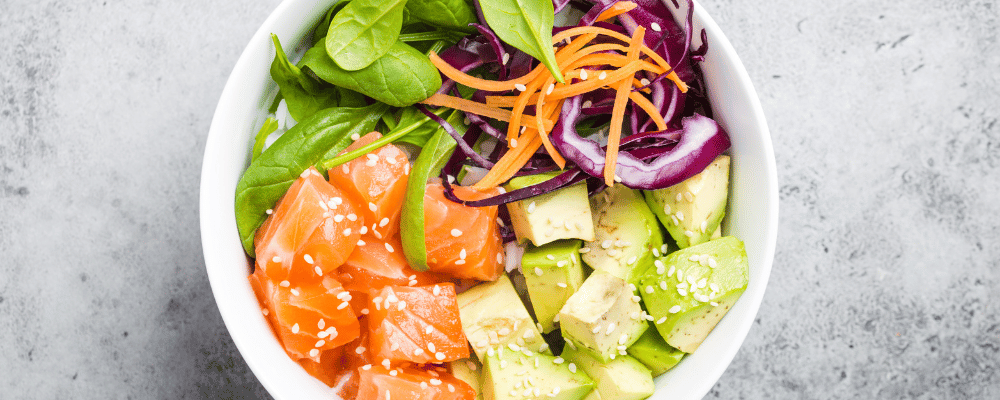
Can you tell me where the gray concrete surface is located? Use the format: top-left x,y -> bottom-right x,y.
1,0 -> 997,399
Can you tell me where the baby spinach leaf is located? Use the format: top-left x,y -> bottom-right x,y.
325,0 -> 408,71
480,0 -> 564,83
400,129 -> 457,271
251,117 -> 279,162
301,38 -> 441,107
405,0 -> 477,32
313,0 -> 351,45
270,34 -> 340,121
235,103 -> 389,256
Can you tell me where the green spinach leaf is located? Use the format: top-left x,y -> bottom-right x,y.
319,106 -> 451,170
270,34 -> 340,121
235,103 -> 389,256
313,1 -> 351,45
400,129 -> 457,271
325,0 -> 407,71
251,117 -> 279,162
301,38 -> 441,107
405,0 -> 477,32
480,0 -> 564,83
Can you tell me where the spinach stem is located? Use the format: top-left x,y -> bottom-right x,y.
319,106 -> 450,169
427,40 -> 448,56
399,31 -> 456,42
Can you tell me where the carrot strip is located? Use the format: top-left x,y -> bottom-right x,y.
629,91 -> 666,131
605,27 -> 645,186
551,26 -> 688,92
472,97 -> 565,190
422,94 -> 553,131
595,1 -> 638,22
536,78 -> 567,168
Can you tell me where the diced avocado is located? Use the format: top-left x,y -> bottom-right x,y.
582,185 -> 664,284
627,327 -> 686,376
561,346 -> 655,400
505,172 -> 595,246
711,224 -> 722,239
637,236 -> 749,353
582,390 -> 602,400
482,352 -> 594,400
522,240 -> 586,333
558,271 -> 648,362
450,358 -> 484,399
644,155 -> 730,249
458,274 -> 550,359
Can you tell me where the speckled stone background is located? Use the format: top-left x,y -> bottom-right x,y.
1,0 -> 997,398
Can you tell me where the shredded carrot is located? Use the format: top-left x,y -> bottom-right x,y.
421,93 -> 553,131
535,75 -> 566,169
595,1 -> 638,22
472,98 -> 564,190
605,27 -> 646,186
551,26 -> 688,92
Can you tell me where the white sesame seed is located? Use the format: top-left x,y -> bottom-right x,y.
678,288 -> 688,296
357,239 -> 366,246
709,258 -> 718,268
261,308 -> 269,316
598,71 -> 607,80
279,280 -> 290,287
496,253 -> 504,264
580,70 -> 588,80
383,243 -> 394,253
645,286 -> 654,294
651,22 -> 662,32
362,364 -> 372,370
579,247 -> 591,254
605,322 -> 616,335
414,348 -> 424,356
315,339 -> 325,348
640,78 -> 650,86
271,256 -> 282,263
309,349 -> 319,357
514,83 -> 527,92
534,267 -> 544,276
684,230 -> 695,237
343,228 -> 352,236
290,288 -> 300,296
659,281 -> 668,290
455,259 -> 466,265
627,256 -> 637,265
265,209 -> 273,215
359,226 -> 368,235
431,378 -> 443,385
334,214 -> 345,222
338,301 -> 349,310
568,363 -> 577,373
601,240 -> 612,249
668,265 -> 676,277
502,52 -> 510,64
669,305 -> 682,313
291,323 -> 299,333
676,211 -> 685,221
351,133 -> 361,141
711,301 -> 719,307
546,84 -> 555,95
361,308 -> 369,315
397,300 -> 406,311
677,269 -> 684,281
382,359 -> 391,368
632,295 -> 642,303
450,229 -> 462,237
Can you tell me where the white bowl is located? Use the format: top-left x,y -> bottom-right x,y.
200,0 -> 777,398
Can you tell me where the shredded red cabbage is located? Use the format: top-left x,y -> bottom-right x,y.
416,105 -> 494,168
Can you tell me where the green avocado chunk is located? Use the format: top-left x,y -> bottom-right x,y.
505,172 -> 595,246
558,271 -> 648,362
627,327 -> 686,376
637,236 -> 749,353
458,274 -> 550,360
644,155 -> 730,249
522,240 -> 586,333
449,358 -> 484,400
582,185 -> 664,284
482,352 -> 594,400
561,346 -> 655,400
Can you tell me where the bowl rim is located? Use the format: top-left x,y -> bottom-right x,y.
200,0 -> 777,398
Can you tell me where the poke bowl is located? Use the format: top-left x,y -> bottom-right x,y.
200,0 -> 777,399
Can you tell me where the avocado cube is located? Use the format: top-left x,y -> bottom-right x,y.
637,236 -> 749,353
582,390 -> 602,400
582,185 -> 665,284
505,172 -> 595,246
522,240 -> 586,333
644,155 -> 730,249
558,271 -> 648,362
458,274 -> 550,360
561,346 -> 655,400
482,352 -> 594,400
449,358 -> 483,399
627,327 -> 686,376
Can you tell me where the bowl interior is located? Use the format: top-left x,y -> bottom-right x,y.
199,1 -> 776,399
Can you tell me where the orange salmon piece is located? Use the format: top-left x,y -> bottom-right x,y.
255,167 -> 363,284
334,235 -> 442,295
423,183 -> 505,281
356,365 -> 476,400
249,270 -> 360,362
367,284 -> 469,364
329,132 -> 410,240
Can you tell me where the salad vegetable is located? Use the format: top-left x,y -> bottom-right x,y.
235,1 -> 752,399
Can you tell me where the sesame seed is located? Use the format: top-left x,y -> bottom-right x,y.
291,323 -> 299,333
671,215 -> 679,225
265,209 -> 273,215
309,349 -> 319,357
342,228 -> 352,236
515,83 -> 527,92
384,243 -> 394,253
677,269 -> 684,281
659,281 -> 668,290
334,214 -> 345,222
414,348 -> 424,356
701,220 -> 708,233
601,240 -> 612,249
290,288 -> 300,296
669,305 -> 682,313
685,230 -> 695,237
261,308 -> 269,316
678,288 -> 688,296
653,248 -> 661,257
709,258 -> 718,268
553,357 -> 564,364
373,229 -> 383,239
627,256 -> 637,265
455,259 -> 466,265
357,239 -> 366,246
327,328 -> 338,339
632,295 -> 642,303
645,314 -> 655,321
279,280 -> 290,287
338,301 -> 349,310
359,226 -> 368,235
614,174 -> 623,183
534,267 -> 544,276
546,84 -> 555,95
668,265 -> 676,277
397,301 -> 406,311
367,202 -> 377,212
351,133 -> 361,141
606,322 -> 616,335
271,256 -> 282,263
382,359 -> 391,368
432,285 -> 441,296
579,247 -> 591,254
450,229 -> 462,237
361,308 -> 369,315
640,78 -> 651,86
651,22 -> 662,31
315,339 -> 326,348
459,249 -> 467,259
546,254 -> 555,261
711,301 -> 719,307
677,211 -> 685,221
568,363 -> 577,373
498,327 -> 511,336
544,228 -> 554,237
502,52 -> 510,64
598,71 -> 607,80
362,364 -> 372,370
645,286 -> 654,294
497,253 -> 504,264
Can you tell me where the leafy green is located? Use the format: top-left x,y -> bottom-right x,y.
393,107 -> 467,147
400,129 -> 457,271
480,0 -> 564,83
251,117 -> 279,162
313,1 -> 351,45
269,34 -> 340,121
325,0 -> 408,71
319,106 -> 452,170
405,0 -> 477,32
301,38 -> 442,107
235,103 -> 390,256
